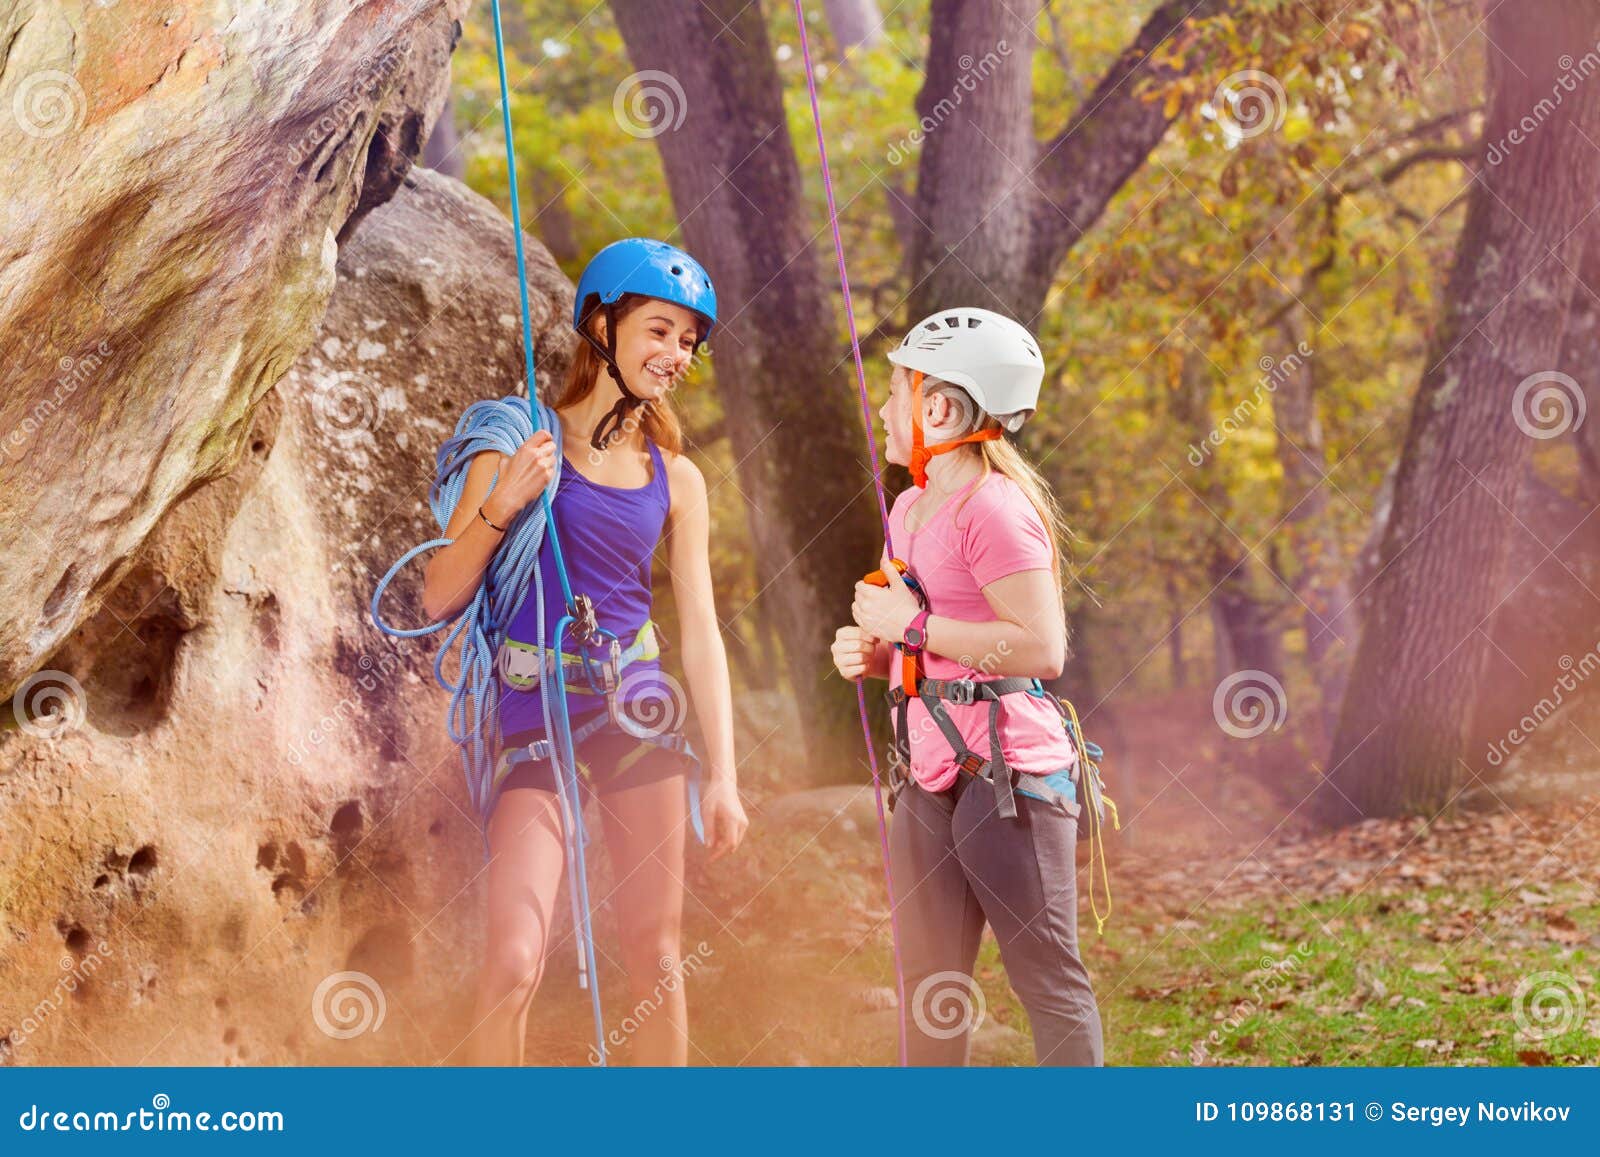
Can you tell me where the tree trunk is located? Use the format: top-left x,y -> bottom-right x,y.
609,0 -> 881,769
823,0 -> 884,52
1271,310 -> 1354,735
1565,235 -> 1600,506
905,0 -> 1040,320
907,0 -> 1234,321
423,92 -> 464,178
1324,1 -> 1600,821
1174,347 -> 1288,686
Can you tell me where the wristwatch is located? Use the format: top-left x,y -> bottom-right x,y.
902,610 -> 931,653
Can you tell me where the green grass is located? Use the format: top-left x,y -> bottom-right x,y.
1024,885 -> 1600,1066
522,819 -> 1599,1066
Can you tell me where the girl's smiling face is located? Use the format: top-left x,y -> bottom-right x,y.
601,299 -> 701,400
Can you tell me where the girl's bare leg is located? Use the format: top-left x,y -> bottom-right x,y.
463,788 -> 565,1066
597,773 -> 689,1065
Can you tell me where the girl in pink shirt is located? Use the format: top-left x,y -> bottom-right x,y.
831,307 -> 1103,1066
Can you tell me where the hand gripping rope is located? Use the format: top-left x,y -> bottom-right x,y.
791,1 -> 909,1066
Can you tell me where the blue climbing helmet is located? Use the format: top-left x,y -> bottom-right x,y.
572,239 -> 718,451
573,237 -> 717,340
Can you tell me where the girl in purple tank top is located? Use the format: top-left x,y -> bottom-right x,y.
421,240 -> 746,1066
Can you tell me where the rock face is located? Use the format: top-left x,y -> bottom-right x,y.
0,25 -> 588,1055
0,0 -> 465,698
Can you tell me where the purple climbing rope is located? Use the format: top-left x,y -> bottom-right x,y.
792,0 -> 907,1067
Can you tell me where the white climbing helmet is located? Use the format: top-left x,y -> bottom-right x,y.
886,307 -> 1045,432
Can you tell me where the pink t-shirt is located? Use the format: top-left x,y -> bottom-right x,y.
886,471 -> 1078,793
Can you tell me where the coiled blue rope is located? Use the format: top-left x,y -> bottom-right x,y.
369,396 -> 607,1063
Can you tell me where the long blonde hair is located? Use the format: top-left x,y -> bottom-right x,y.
932,382 -> 1076,652
552,293 -> 685,454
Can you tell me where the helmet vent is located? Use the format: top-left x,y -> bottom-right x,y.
966,317 -> 982,328
944,315 -> 961,327
671,265 -> 683,275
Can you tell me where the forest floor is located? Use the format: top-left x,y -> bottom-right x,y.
521,689 -> 1600,1066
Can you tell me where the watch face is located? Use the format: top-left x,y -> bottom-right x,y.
904,627 -> 925,648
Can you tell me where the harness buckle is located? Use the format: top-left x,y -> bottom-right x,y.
946,679 -> 977,706
601,638 -> 622,695
957,752 -> 987,775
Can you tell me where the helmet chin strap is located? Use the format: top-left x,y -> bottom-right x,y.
577,300 -> 648,452
907,370 -> 1003,487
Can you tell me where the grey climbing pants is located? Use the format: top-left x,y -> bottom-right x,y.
889,771 -> 1104,1066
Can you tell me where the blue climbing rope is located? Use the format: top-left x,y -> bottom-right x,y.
368,0 -> 609,1066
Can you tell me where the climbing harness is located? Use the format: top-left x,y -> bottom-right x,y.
366,1 -> 708,1067
883,677 -> 1121,933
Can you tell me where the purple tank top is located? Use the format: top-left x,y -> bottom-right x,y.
497,438 -> 673,746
